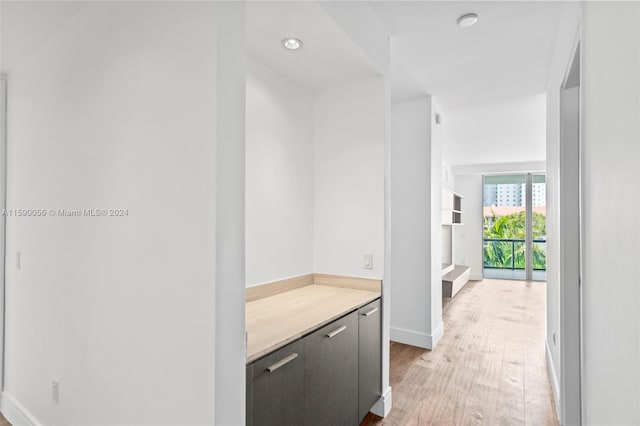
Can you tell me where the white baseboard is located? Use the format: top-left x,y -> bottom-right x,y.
1,392 -> 41,426
390,326 -> 429,348
469,272 -> 483,281
545,341 -> 561,419
430,322 -> 444,348
391,322 -> 444,350
370,386 -> 392,417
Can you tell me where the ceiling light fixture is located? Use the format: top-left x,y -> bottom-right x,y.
456,13 -> 479,28
282,38 -> 303,51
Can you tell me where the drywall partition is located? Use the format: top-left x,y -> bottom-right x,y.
1,3 -> 245,425
313,77 -> 385,280
581,2 -> 640,424
245,57 -> 314,286
389,96 -> 443,350
214,3 -> 246,425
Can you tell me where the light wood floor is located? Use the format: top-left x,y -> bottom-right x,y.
0,413 -> 10,426
361,279 -> 558,426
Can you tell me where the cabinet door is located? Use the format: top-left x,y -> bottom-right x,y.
358,299 -> 382,421
250,340 -> 304,426
304,311 -> 358,426
246,363 -> 253,426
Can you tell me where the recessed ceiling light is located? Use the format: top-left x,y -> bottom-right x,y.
282,38 -> 303,51
456,13 -> 479,28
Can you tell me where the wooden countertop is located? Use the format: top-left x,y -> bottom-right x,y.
246,284 -> 381,363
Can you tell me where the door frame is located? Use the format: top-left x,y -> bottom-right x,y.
558,37 -> 582,426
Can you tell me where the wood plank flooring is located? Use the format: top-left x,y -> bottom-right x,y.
0,413 -> 10,426
361,279 -> 558,426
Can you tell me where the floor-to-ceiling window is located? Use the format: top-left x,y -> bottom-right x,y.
483,173 -> 546,281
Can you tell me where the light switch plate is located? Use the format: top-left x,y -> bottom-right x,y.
363,253 -> 373,270
52,380 -> 59,403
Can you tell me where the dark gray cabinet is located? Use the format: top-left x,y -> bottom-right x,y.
246,364 -> 253,426
358,299 -> 382,421
303,311 -> 359,426
248,340 -> 304,426
246,298 -> 382,426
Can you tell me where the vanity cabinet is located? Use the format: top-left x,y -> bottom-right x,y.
304,311 -> 359,426
358,299 -> 382,421
247,340 -> 304,426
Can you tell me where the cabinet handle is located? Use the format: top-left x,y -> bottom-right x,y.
326,325 -> 347,338
266,353 -> 298,373
362,307 -> 379,317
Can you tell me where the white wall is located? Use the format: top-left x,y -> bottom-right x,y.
452,175 -> 483,280
313,78 -> 385,279
580,2 -> 640,423
441,93 -> 547,167
245,71 -> 385,284
1,3 -> 244,425
245,58 -> 314,286
389,96 -> 443,349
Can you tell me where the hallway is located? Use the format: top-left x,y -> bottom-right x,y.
362,279 -> 557,426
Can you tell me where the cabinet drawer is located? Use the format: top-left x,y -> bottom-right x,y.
250,340 -> 304,426
304,311 -> 358,426
358,298 -> 382,421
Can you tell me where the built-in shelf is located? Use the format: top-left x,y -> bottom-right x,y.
441,188 -> 470,294
442,189 -> 464,225
442,265 -> 471,298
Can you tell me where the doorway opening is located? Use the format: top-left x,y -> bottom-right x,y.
482,173 -> 547,281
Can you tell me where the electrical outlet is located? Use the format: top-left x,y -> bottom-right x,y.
363,253 -> 373,270
52,380 -> 59,403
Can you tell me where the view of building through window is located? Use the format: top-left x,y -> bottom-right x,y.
483,174 -> 547,280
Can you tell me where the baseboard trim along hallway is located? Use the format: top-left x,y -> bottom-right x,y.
390,322 -> 444,350
546,340 -> 561,419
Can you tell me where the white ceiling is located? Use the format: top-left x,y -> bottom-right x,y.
1,1 -> 380,91
0,1 -> 89,73
246,2 -> 381,92
369,1 -> 561,110
2,1 -> 560,107
2,1 -> 554,167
